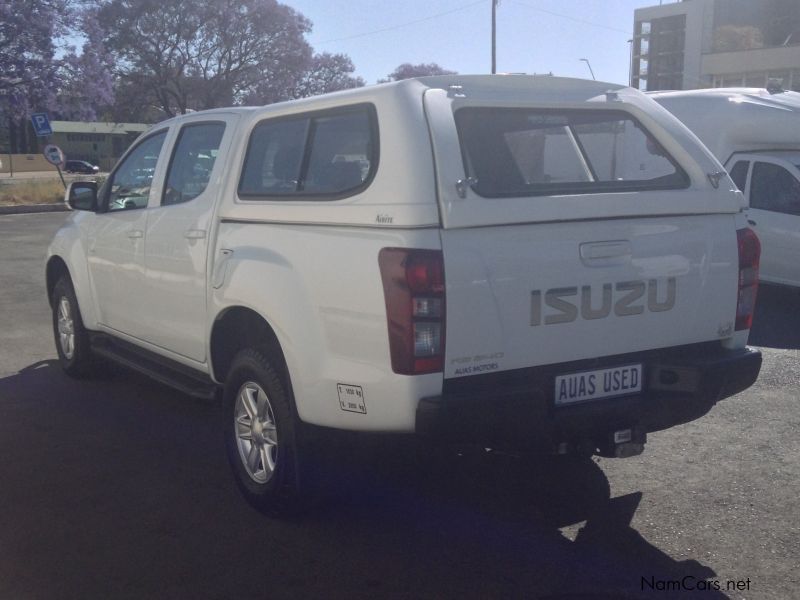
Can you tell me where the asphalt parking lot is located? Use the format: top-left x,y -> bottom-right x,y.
0,212 -> 798,600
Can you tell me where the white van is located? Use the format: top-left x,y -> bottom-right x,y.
652,87 -> 800,288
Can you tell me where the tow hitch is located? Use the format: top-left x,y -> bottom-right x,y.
597,427 -> 647,458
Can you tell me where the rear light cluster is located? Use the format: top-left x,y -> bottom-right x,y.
735,227 -> 760,331
378,248 -> 445,374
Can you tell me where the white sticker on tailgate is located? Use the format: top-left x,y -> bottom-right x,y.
555,364 -> 642,406
337,384 -> 367,414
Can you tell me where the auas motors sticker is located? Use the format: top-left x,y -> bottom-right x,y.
337,384 -> 366,414
450,352 -> 504,376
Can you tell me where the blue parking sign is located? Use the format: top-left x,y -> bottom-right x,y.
31,113 -> 53,137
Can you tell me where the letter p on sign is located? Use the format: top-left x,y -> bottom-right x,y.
30,113 -> 53,137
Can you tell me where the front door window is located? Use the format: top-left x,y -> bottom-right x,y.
104,131 -> 167,211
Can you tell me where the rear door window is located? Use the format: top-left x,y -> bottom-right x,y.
239,105 -> 377,199
162,122 -> 226,206
455,108 -> 688,197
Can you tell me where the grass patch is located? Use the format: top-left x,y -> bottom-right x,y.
0,179 -> 67,206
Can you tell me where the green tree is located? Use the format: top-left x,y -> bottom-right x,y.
381,63 -> 457,82
288,53 -> 365,100
95,0 -> 362,119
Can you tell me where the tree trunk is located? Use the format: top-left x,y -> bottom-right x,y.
9,118 -> 18,154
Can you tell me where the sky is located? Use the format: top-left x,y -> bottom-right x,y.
288,0 -> 663,86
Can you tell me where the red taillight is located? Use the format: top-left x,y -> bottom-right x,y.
378,248 -> 445,375
735,227 -> 760,331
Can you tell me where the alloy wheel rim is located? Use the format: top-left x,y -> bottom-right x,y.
234,381 -> 278,484
57,296 -> 75,360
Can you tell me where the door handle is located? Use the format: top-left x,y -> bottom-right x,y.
579,240 -> 632,267
184,229 -> 207,240
127,229 -> 143,239
747,219 -> 757,226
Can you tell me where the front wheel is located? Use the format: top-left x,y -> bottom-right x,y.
223,348 -> 312,516
52,276 -> 95,377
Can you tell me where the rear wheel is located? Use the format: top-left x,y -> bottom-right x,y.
223,347 -> 313,516
52,276 -> 95,377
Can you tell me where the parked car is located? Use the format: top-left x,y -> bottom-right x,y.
64,160 -> 100,174
48,75 -> 761,515
652,87 -> 800,288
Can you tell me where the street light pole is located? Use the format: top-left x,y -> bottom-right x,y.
491,0 -> 498,74
580,58 -> 596,80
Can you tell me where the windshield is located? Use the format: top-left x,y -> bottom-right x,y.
455,108 -> 688,198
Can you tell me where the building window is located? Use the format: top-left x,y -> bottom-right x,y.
744,73 -> 767,87
66,133 -> 106,142
637,14 -> 686,91
792,70 -> 800,92
712,0 -> 800,51
717,73 -> 745,87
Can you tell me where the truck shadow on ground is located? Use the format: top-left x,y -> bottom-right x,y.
749,283 -> 800,350
311,439 -> 728,599
0,360 -> 729,600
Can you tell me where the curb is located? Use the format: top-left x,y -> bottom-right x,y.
0,203 -> 69,215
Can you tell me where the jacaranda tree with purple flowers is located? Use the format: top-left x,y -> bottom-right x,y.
58,7 -> 115,121
95,0 -> 363,119
0,0 -> 115,152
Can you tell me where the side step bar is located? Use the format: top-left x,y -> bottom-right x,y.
89,333 -> 219,400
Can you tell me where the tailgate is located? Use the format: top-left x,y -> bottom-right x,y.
440,216 -> 739,378
421,83 -> 742,379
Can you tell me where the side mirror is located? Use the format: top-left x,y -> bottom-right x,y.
66,181 -> 98,212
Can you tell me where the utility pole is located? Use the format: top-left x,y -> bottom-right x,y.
491,0 -> 496,74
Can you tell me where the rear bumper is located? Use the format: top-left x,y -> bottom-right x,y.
416,344 -> 761,452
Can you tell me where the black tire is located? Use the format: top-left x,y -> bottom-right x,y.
223,347 -> 313,516
52,275 -> 95,377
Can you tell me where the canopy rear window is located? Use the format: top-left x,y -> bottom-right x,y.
455,108 -> 688,197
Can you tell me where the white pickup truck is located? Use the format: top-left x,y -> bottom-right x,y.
48,75 -> 762,514
652,87 -> 800,288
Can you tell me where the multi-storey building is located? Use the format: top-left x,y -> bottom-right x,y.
632,0 -> 800,91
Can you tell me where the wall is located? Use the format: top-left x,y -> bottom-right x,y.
702,45 -> 800,77
0,155 -> 58,174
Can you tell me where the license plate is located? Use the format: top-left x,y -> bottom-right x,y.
554,363 -> 643,406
